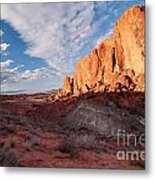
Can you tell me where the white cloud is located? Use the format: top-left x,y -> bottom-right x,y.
2,2 -> 118,74
1,59 -> 20,83
1,59 -> 13,69
95,28 -> 114,48
1,59 -> 56,85
1,3 -> 103,74
21,67 -> 52,81
0,42 -> 10,51
1,2 -> 132,77
0,30 -> 4,36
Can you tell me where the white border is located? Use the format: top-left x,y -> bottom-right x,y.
0,0 -> 146,3
0,0 -> 155,179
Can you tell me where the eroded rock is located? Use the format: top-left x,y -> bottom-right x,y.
58,5 -> 145,97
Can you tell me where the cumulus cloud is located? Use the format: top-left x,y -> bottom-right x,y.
1,59 -> 20,84
21,67 -> 54,81
0,42 -> 10,51
1,59 -> 56,84
0,30 -> 10,54
1,59 -> 13,69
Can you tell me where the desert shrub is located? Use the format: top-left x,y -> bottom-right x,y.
0,125 -> 15,136
130,160 -> 145,169
24,133 -> 40,151
0,142 -> 5,148
9,139 -> 16,148
73,134 -> 96,150
0,147 -> 20,167
56,140 -> 79,157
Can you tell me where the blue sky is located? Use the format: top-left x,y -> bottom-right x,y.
0,0 -> 144,94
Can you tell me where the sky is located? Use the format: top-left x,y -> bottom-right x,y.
0,0 -> 144,94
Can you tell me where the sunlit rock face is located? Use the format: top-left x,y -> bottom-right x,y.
114,6 -> 145,75
63,75 -> 73,96
61,6 -> 145,96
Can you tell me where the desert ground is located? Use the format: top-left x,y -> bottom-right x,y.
0,91 -> 145,169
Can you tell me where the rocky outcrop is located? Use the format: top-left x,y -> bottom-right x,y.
114,6 -> 144,75
63,97 -> 144,137
63,75 -> 73,96
60,5 -> 145,97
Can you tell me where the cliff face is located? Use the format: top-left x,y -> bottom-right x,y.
114,5 -> 144,75
61,6 -> 145,97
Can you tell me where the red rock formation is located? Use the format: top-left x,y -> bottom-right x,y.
73,49 -> 104,93
63,75 -> 73,96
61,5 -> 145,97
114,5 -> 144,75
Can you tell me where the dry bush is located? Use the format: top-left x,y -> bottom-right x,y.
130,160 -> 145,169
9,138 -> 16,148
56,139 -> 79,157
24,133 -> 40,151
0,147 -> 20,167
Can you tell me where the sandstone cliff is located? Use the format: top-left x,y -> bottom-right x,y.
60,5 -> 145,97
